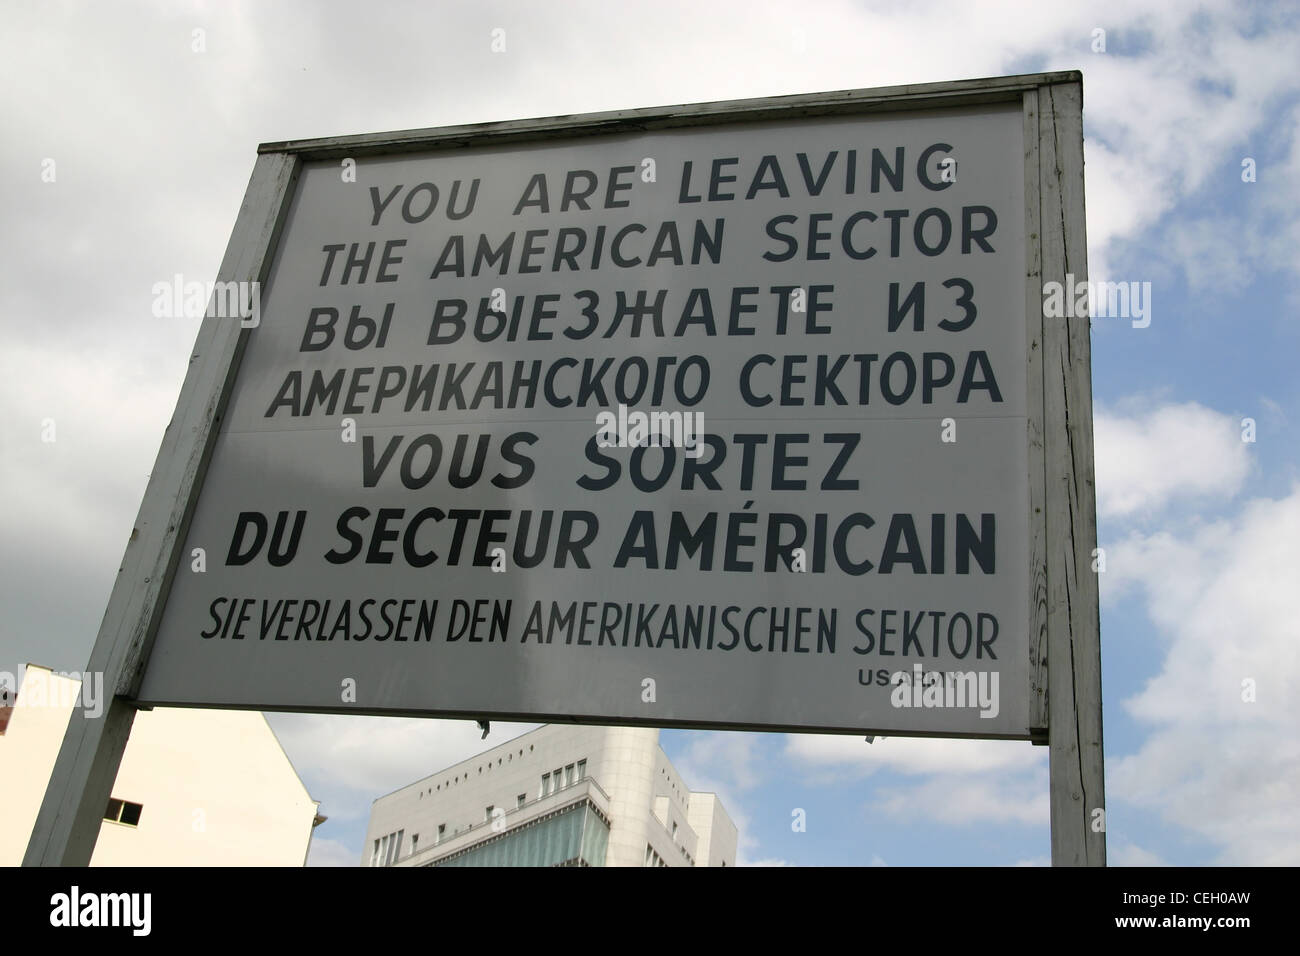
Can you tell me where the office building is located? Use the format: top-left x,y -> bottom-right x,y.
363,724 -> 737,867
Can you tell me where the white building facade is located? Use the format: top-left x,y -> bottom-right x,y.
0,664 -> 321,866
363,725 -> 737,867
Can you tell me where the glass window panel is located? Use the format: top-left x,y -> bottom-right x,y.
432,805 -> 608,867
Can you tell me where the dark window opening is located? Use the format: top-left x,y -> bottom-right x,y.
104,798 -> 143,827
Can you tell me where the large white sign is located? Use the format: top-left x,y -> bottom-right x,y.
138,103 -> 1032,736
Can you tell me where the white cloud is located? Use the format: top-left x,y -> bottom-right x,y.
0,343 -> 190,674
1109,485 -> 1300,864
667,731 -> 767,863
0,343 -> 178,558
785,733 -> 1045,777
1094,402 -> 1251,518
672,731 -> 765,792
1109,840 -> 1168,867
306,836 -> 358,867
266,714 -> 538,814
785,734 -> 1048,827
871,768 -> 1049,826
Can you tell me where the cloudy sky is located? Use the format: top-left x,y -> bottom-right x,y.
2,0 -> 1297,867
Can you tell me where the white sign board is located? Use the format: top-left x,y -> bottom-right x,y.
29,75 -> 1104,867
137,101 -> 1034,737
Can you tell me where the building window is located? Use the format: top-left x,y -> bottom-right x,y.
104,798 -> 143,828
564,764 -> 575,787
540,773 -> 550,797
576,759 -> 587,780
374,832 -> 403,868
384,830 -> 403,866
374,830 -> 405,866
437,824 -> 446,844
517,793 -> 526,808
553,768 -> 563,790
484,805 -> 494,822
672,821 -> 678,841
412,834 -> 419,851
